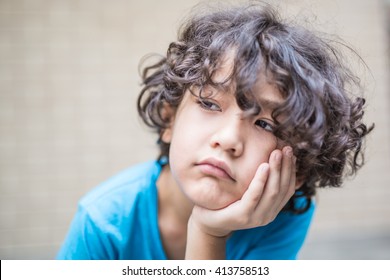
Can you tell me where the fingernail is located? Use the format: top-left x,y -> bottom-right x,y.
274,151 -> 281,162
261,164 -> 269,172
284,147 -> 293,158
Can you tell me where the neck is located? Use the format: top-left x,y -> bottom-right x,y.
157,164 -> 193,227
156,164 -> 194,259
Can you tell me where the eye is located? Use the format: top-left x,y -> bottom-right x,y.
197,99 -> 221,112
255,119 -> 274,132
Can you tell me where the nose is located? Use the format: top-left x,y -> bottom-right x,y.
209,116 -> 244,157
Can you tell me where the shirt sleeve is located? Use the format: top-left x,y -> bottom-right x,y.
56,205 -> 116,260
226,198 -> 315,260
241,199 -> 315,260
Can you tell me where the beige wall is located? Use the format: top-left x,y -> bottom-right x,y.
0,0 -> 389,259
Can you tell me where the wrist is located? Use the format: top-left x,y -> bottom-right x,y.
189,213 -> 231,238
188,215 -> 230,239
185,216 -> 227,259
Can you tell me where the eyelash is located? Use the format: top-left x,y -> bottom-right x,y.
255,119 -> 274,132
196,98 -> 274,133
196,99 -> 221,111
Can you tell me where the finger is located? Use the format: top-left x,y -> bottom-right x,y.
199,163 -> 270,228
254,149 -> 282,210
278,154 -> 297,211
280,146 -> 293,186
253,148 -> 295,222
274,146 -> 295,211
277,146 -> 294,202
239,162 -> 269,211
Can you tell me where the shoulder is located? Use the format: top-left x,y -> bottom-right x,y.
228,197 -> 316,260
79,160 -> 162,220
57,160 -> 163,259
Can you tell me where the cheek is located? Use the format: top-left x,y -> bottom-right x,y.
239,138 -> 277,186
170,107 -> 207,146
168,123 -> 200,170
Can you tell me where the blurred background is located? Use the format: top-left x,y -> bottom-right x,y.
0,0 -> 389,259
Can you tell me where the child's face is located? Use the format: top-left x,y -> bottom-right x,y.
163,59 -> 283,210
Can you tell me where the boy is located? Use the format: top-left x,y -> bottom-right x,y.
57,3 -> 373,259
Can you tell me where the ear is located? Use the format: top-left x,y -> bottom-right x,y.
160,102 -> 175,143
161,126 -> 173,143
295,179 -> 304,190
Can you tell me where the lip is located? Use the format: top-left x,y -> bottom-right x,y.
196,158 -> 235,181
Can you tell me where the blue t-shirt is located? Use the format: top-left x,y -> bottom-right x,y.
57,160 -> 315,260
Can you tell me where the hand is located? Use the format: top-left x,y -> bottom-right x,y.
190,146 -> 297,238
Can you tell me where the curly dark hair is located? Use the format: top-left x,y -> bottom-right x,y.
137,3 -> 374,213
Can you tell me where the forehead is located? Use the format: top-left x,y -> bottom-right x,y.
210,51 -> 284,110
253,74 -> 284,111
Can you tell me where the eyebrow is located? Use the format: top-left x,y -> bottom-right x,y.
240,95 -> 283,120
258,97 -> 283,111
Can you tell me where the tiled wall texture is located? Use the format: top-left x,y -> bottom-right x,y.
0,0 -> 389,259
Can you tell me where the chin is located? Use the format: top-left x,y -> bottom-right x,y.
179,177 -> 240,210
189,193 -> 237,210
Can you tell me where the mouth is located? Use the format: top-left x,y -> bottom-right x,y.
196,158 -> 235,181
